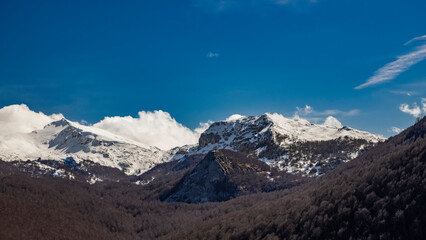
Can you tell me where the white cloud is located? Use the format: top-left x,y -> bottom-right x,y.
404,35 -> 426,45
294,105 -> 358,118
0,104 -> 211,151
194,121 -> 213,134
0,104 -> 63,136
389,90 -> 417,96
225,114 -> 246,121
318,109 -> 359,116
295,105 -> 313,117
323,116 -> 343,128
192,0 -> 317,12
93,110 -> 209,150
207,52 -> 219,58
399,98 -> 426,118
355,35 -> 426,89
391,127 -> 402,134
399,103 -> 421,118
293,105 -> 357,127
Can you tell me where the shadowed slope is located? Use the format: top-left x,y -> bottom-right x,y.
163,150 -> 306,203
165,117 -> 426,239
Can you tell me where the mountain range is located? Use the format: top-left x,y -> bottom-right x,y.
0,110 -> 383,183
0,114 -> 424,239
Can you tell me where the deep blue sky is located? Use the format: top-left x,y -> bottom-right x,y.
1,0 -> 425,136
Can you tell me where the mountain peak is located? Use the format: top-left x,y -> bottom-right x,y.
224,114 -> 246,122
196,113 -> 383,175
0,116 -> 171,175
47,118 -> 72,128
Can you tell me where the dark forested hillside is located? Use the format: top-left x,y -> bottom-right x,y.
0,117 -> 425,240
166,117 -> 426,239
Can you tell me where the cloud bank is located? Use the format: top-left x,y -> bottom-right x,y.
0,104 -> 211,151
355,35 -> 426,89
0,104 -> 63,136
93,111 -> 211,150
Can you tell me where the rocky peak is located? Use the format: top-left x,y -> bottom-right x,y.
46,118 -> 72,128
195,113 -> 384,176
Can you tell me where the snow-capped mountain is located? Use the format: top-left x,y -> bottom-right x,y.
0,106 -> 385,179
189,113 -> 384,176
0,118 -> 171,175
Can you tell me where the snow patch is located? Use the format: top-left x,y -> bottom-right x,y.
88,175 -> 103,184
134,176 -> 155,185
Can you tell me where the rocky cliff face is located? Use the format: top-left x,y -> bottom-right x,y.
163,150 -> 306,203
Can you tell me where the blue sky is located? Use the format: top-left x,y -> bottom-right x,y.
1,0 -> 425,137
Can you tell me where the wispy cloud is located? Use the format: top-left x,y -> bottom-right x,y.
355,35 -> 426,89
295,105 -> 359,117
317,109 -> 359,116
207,51 -> 220,58
295,105 -> 313,116
391,126 -> 402,134
192,0 -> 317,12
293,109 -> 344,128
389,90 -> 417,96
404,35 -> 426,45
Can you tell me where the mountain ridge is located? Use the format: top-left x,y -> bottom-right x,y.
0,118 -> 171,175
164,116 -> 426,239
0,111 -> 384,178
0,118 -> 423,239
189,113 -> 383,176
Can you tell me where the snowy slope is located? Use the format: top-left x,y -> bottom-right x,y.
0,107 -> 385,178
195,113 -> 384,176
200,113 -> 381,149
0,118 -> 171,175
